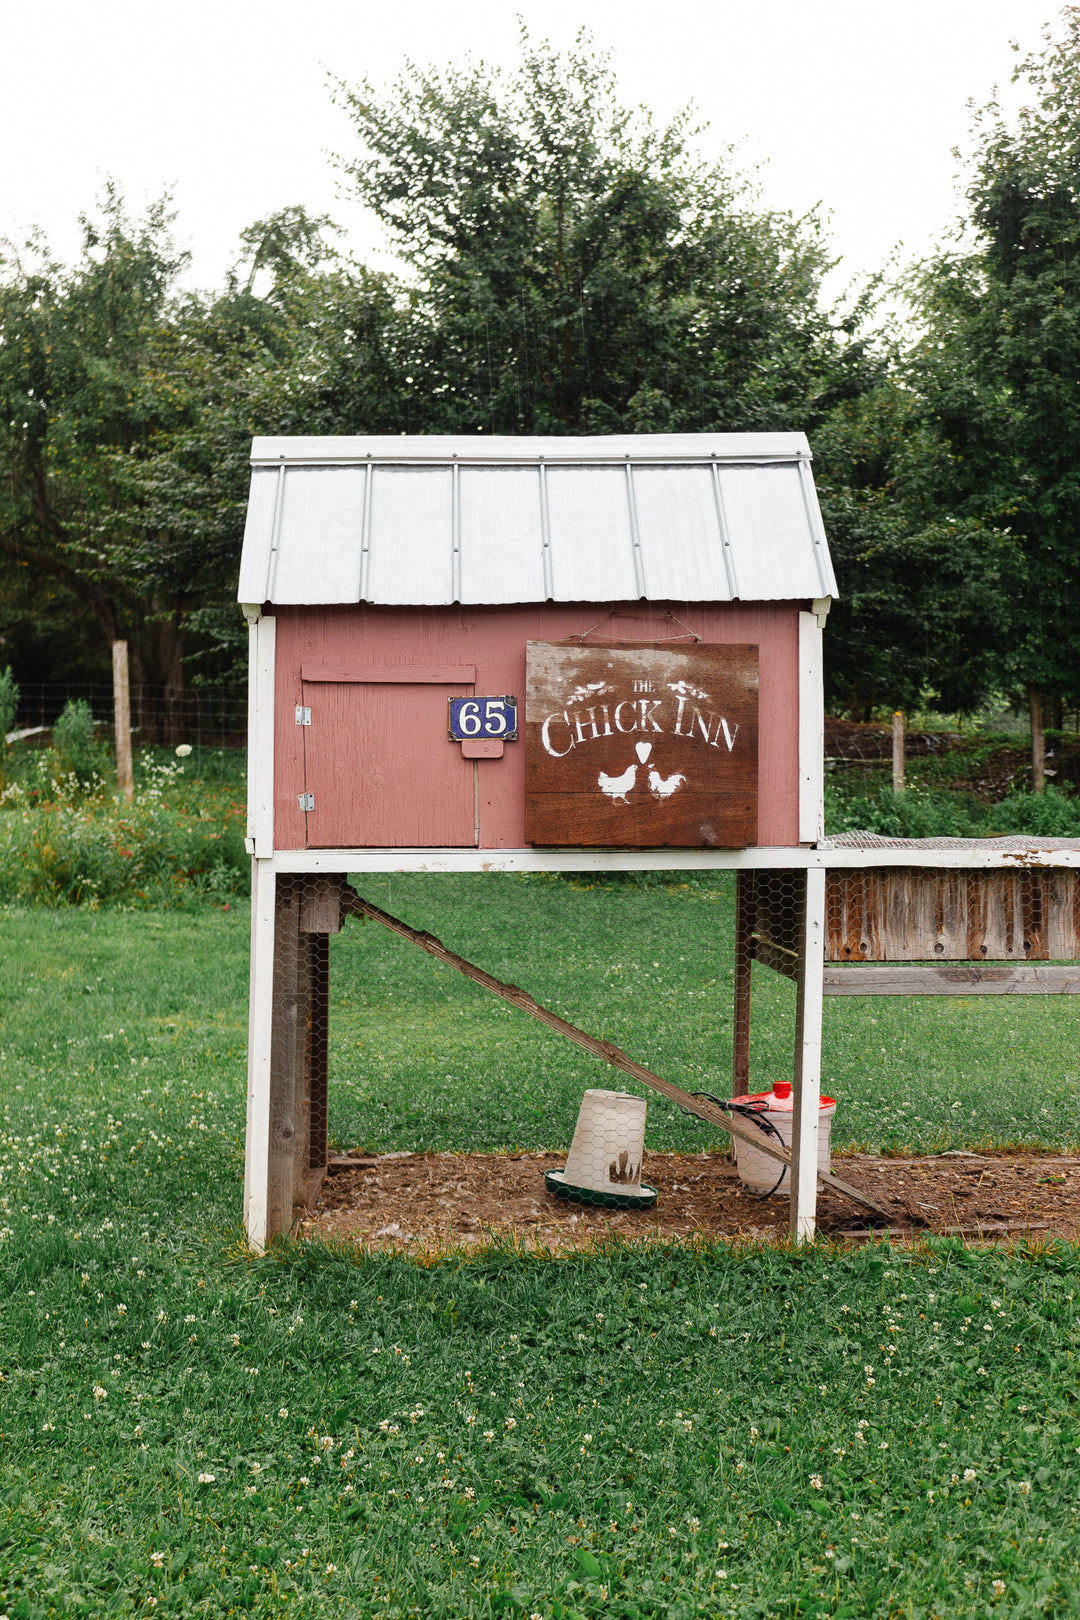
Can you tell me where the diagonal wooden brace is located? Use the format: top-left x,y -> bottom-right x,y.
340,887 -> 895,1226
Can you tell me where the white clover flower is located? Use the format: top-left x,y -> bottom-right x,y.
1018,1480 -> 1032,1495
197,1472 -> 215,1484
150,1551 -> 165,1567
279,1407 -> 289,1418
92,1384 -> 107,1402
963,1469 -> 977,1482
810,1474 -> 824,1490
483,1430 -> 495,1442
992,1580 -> 1006,1597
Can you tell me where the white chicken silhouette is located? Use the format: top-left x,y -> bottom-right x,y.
648,767 -> 686,799
597,763 -> 637,803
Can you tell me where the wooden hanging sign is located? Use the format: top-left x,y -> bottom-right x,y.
525,641 -> 758,848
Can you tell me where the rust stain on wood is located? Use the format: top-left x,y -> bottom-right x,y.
524,641 -> 758,848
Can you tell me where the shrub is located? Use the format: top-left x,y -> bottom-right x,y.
52,698 -> 105,788
0,746 -> 248,908
984,785 -> 1080,837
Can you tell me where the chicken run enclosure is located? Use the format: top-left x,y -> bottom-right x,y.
237,433 -> 1080,1249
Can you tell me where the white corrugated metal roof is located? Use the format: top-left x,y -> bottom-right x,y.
237,433 -> 837,606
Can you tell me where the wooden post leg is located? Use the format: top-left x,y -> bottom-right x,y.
732,871 -> 754,1097
789,867 -> 826,1243
244,860 -> 276,1251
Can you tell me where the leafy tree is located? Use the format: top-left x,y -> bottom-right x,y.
332,33 -> 865,436
815,379 -> 1016,718
0,191 -> 343,733
903,10 -> 1080,767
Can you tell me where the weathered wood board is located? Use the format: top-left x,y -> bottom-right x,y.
745,867 -> 1080,966
525,641 -> 758,847
826,867 -> 1080,962
823,963 -> 1080,995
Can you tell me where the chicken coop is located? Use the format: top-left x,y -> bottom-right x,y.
236,432 -> 843,1247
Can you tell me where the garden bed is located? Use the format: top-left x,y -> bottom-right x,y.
299,1147 -> 1080,1251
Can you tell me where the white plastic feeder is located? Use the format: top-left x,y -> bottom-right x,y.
545,1089 -> 657,1208
731,1080 -> 837,1195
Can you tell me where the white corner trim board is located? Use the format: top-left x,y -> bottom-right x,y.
798,608 -> 826,846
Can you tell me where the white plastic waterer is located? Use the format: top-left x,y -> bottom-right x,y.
730,1080 -> 837,1195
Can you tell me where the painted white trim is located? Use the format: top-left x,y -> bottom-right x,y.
243,860 -> 276,1253
258,843 -> 1080,874
789,867 -> 827,1243
799,610 -> 826,846
250,615 -> 276,858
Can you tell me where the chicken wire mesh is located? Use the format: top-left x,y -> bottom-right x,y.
263,874 -> 334,1235
258,861 -> 1080,1234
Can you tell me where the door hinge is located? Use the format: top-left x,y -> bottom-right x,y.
295,705 -> 311,726
298,792 -> 314,812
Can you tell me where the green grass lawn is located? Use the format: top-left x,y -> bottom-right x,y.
2,891 -> 1080,1617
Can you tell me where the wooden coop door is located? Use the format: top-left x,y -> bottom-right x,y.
300,674 -> 476,848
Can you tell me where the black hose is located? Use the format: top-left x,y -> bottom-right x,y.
689,1091 -> 788,1200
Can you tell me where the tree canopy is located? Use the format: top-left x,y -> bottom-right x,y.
10,21 -> 1080,738
331,36 -> 867,436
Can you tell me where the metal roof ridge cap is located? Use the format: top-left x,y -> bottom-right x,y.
249,432 -> 811,466
249,449 -> 809,468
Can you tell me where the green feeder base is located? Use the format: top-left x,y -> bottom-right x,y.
544,1169 -> 658,1211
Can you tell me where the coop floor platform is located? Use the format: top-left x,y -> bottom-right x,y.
293,1149 -> 1080,1252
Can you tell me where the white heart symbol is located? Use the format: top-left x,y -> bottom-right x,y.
635,742 -> 652,764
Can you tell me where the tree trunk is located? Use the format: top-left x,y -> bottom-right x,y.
1029,685 -> 1045,795
130,609 -> 187,747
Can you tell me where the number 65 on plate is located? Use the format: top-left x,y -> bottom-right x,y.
448,696 -> 518,741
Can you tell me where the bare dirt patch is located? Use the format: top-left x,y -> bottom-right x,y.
295,1149 -> 1080,1252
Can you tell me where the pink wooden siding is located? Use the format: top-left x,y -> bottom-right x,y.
273,602 -> 801,849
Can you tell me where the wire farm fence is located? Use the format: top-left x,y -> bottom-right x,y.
12,681 -> 248,753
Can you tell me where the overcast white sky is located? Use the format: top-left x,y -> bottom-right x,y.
0,0 -> 1059,299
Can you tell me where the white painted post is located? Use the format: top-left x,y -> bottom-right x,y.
798,604 -> 828,845
242,605 -> 277,1249
789,865 -> 827,1242
244,857 -> 277,1251
243,606 -> 276,857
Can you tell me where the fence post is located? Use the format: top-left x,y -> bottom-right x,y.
112,641 -> 134,804
892,710 -> 905,794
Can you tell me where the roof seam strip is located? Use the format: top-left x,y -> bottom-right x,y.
625,463 -> 647,598
797,458 -> 834,599
710,460 -> 739,601
265,462 -> 286,601
538,462 -> 554,600
451,461 -> 462,603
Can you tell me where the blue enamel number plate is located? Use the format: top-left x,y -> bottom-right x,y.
448,697 -> 518,741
